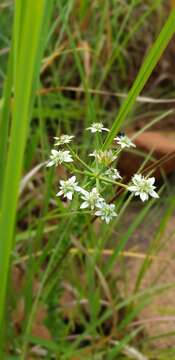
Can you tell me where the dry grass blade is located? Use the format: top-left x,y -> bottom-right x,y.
39,85 -> 175,104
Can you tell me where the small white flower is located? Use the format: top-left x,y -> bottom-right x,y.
86,122 -> 109,133
89,150 -> 117,166
54,134 -> 74,146
80,187 -> 104,210
115,135 -> 136,149
56,176 -> 81,200
47,149 -> 73,167
128,174 -> 159,202
104,167 -> 122,180
95,202 -> 117,224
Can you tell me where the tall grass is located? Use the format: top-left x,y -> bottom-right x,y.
1,1 -> 175,358
0,0 -> 53,353
103,9 -> 175,148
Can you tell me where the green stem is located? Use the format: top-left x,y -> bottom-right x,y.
99,176 -> 128,189
67,144 -> 93,173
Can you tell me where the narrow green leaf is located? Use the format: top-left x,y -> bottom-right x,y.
103,10 -> 175,149
0,47 -> 13,205
0,0 -> 53,352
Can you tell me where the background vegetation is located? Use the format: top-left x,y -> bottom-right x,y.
1,0 -> 175,359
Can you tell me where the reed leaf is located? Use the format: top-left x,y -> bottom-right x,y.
0,0 -> 53,349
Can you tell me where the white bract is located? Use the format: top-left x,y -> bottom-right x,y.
115,135 -> 136,149
80,187 -> 104,210
54,134 -> 74,146
56,176 -> 81,200
95,203 -> 117,224
89,150 -> 117,165
128,174 -> 159,202
104,167 -> 122,180
47,149 -> 73,167
86,122 -> 109,133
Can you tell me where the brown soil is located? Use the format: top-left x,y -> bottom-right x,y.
123,207 -> 175,350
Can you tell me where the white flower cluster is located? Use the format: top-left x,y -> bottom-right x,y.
115,135 -> 135,149
89,150 -> 117,165
47,149 -> 73,167
56,179 -> 117,224
128,174 -> 159,202
56,176 -> 81,200
46,123 -> 159,223
54,134 -> 74,146
86,122 -> 109,133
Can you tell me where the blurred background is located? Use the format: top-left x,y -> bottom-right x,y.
1,1 -> 175,359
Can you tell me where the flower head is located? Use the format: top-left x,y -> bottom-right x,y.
80,187 -> 104,210
115,135 -> 136,149
86,122 -> 109,133
128,174 -> 159,202
54,134 -> 74,146
95,203 -> 117,224
104,167 -> 122,180
56,176 -> 81,200
47,149 -> 73,167
89,150 -> 117,166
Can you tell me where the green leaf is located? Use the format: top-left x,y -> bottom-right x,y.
103,10 -> 175,149
0,0 -> 53,353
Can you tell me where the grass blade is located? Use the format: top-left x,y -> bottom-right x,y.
103,9 -> 175,149
0,47 -> 13,205
0,0 -> 53,351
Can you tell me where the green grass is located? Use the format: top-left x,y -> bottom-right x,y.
0,0 -> 54,354
1,0 -> 175,358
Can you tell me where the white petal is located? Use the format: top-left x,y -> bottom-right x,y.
133,174 -> 142,183
140,192 -> 148,202
110,204 -> 115,210
75,186 -> 83,193
147,177 -> 155,185
128,185 -> 138,192
150,190 -> 159,198
80,202 -> 89,209
103,216 -> 110,224
80,188 -> 89,196
96,200 -> 104,208
70,176 -> 76,183
67,192 -> 73,200
96,202 -> 105,209
91,187 -> 98,193
95,210 -> 102,216
51,149 -> 59,156
65,158 -> 73,162
47,161 -> 54,167
116,173 -> 122,179
56,190 -> 63,197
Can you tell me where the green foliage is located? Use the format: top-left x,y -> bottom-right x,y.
0,0 -> 54,354
1,1 -> 175,358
